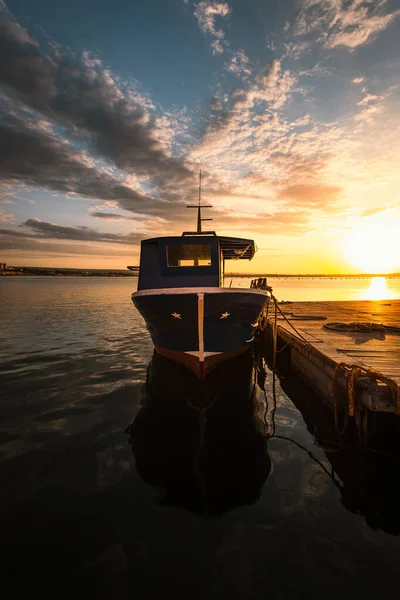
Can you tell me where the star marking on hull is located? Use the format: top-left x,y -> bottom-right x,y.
220,311 -> 230,319
171,312 -> 182,319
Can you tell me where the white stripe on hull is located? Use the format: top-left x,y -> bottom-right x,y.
197,293 -> 205,363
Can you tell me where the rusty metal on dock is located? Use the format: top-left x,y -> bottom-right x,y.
263,299 -> 400,415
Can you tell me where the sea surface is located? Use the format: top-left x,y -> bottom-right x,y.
1,276 -> 400,599
232,274 -> 400,301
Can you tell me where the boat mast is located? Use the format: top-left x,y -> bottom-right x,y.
197,169 -> 202,233
187,170 -> 212,233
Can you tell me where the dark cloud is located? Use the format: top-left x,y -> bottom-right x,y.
90,212 -> 136,220
0,116 -> 174,216
89,211 -> 161,222
0,16 -> 54,100
0,218 -> 142,247
0,235 -> 137,256
0,5 -> 192,182
0,227 -> 31,238
22,218 -> 142,244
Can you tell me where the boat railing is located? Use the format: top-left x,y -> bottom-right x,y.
250,277 -> 271,291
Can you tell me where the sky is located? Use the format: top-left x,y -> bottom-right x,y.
1,0 -> 400,273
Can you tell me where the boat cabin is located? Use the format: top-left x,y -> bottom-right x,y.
137,232 -> 255,291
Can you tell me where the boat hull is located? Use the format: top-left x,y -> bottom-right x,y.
132,287 -> 269,378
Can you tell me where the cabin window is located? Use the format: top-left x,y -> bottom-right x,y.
166,244 -> 212,267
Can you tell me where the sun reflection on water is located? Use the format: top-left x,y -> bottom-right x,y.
359,277 -> 398,300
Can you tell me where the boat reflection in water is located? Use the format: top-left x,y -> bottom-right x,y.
127,349 -> 271,517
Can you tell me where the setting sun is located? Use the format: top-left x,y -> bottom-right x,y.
345,216 -> 400,274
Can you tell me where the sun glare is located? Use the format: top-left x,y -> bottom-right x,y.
345,217 -> 400,274
359,277 -> 398,300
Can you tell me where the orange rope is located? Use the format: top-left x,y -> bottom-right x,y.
335,362 -> 400,417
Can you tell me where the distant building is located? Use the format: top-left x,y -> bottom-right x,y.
0,262 -> 7,271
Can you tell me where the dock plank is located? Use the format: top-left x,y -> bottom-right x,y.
274,299 -> 400,384
267,299 -> 400,413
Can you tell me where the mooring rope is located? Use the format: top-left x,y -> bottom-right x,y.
255,296 -> 343,490
324,322 -> 400,334
333,362 -> 400,419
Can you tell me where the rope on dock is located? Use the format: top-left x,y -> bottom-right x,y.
324,322 -> 400,334
351,365 -> 399,415
334,357 -> 400,441
334,362 -> 400,417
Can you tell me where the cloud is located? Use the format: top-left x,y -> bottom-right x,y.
1,218 -> 143,245
353,104 -> 382,122
0,208 -> 14,223
90,212 -> 136,221
283,41 -> 310,60
0,5 -> 192,182
0,115 -> 168,215
197,59 -> 294,145
192,1 -> 231,54
352,77 -> 365,84
0,14 -> 55,100
214,206 -> 311,235
278,184 -> 343,208
327,7 -> 400,49
357,93 -> 381,105
359,203 -> 397,217
226,50 -> 251,77
255,59 -> 281,88
0,233 -> 139,257
295,0 -> 400,50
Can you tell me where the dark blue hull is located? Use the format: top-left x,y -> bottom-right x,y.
132,287 -> 268,376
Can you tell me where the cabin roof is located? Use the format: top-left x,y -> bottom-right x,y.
141,234 -> 256,260
218,236 -> 255,260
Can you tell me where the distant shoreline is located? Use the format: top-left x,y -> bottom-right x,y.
1,268 -> 399,278
226,273 -> 400,278
1,271 -> 137,278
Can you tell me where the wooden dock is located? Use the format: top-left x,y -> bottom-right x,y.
264,299 -> 400,415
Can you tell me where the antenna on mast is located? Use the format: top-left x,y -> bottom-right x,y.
187,170 -> 212,233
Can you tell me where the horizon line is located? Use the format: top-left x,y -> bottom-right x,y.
3,265 -> 400,277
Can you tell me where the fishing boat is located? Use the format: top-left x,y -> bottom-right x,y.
131,174 -> 271,378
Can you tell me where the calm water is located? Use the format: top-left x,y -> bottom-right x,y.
1,277 -> 400,598
232,275 -> 400,301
